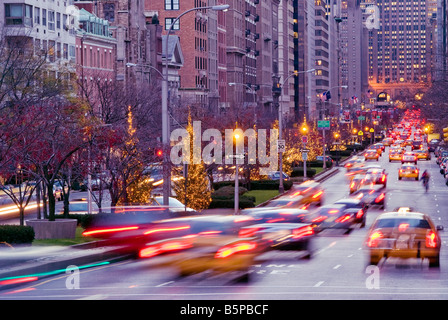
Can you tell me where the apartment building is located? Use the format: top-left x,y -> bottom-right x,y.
1,0 -> 77,69
76,8 -> 116,81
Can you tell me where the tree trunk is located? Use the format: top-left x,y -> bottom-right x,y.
47,183 -> 56,221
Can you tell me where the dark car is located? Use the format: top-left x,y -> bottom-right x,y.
411,140 -> 423,151
242,208 -> 310,224
308,204 -> 351,232
82,206 -> 199,252
350,185 -> 386,209
428,139 -> 440,152
239,221 -> 315,257
333,198 -> 368,227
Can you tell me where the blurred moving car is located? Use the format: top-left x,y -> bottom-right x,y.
333,198 -> 369,228
151,196 -> 196,213
350,185 -> 386,210
82,206 -> 195,251
414,149 -> 431,161
389,150 -> 402,162
398,163 -> 419,181
364,150 -> 379,161
364,211 -> 443,267
287,180 -> 324,207
344,157 -> 365,171
138,215 -> 261,280
401,152 -> 417,164
364,168 -> 388,187
308,204 -> 352,232
349,174 -> 366,194
411,140 -> 424,151
57,198 -> 98,215
256,195 -> 310,209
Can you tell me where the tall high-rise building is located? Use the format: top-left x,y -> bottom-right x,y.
366,0 -> 435,100
295,0 -> 340,121
339,0 -> 367,106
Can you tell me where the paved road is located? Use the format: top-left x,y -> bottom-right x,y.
1,146 -> 447,300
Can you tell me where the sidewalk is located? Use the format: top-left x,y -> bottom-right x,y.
0,240 -> 132,290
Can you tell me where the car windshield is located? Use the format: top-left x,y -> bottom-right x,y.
69,203 -> 88,211
373,218 -> 431,229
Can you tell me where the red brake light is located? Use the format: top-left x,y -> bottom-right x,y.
266,218 -> 285,223
82,226 -> 139,237
239,227 -> 260,238
375,193 -> 385,203
312,190 -> 324,199
381,175 -> 386,182
335,214 -> 351,223
367,231 -> 383,247
312,215 -> 327,223
215,241 -> 257,258
426,230 -> 438,248
292,225 -> 314,239
138,239 -> 192,258
356,209 -> 364,219
143,225 -> 190,236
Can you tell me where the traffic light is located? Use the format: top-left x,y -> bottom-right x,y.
300,123 -> 308,134
155,148 -> 163,158
443,127 -> 448,142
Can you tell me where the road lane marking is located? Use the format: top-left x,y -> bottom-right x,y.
156,281 -> 174,287
314,281 -> 324,287
333,264 -> 342,270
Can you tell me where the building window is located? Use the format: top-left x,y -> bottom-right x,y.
42,9 -> 47,26
103,3 -> 115,22
165,0 -> 180,10
48,10 -> 55,31
34,7 -> 40,25
56,12 -> 61,29
5,4 -> 32,26
165,18 -> 180,30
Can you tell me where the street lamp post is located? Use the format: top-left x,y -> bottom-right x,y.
161,4 -> 230,206
275,69 -> 315,194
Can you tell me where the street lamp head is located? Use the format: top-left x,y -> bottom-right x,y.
342,85 -> 348,89
212,4 -> 230,11
126,62 -> 137,67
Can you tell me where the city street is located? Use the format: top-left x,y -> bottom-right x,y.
1,150 -> 448,300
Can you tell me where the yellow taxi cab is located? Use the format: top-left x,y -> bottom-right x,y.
364,150 -> 379,161
365,210 -> 443,267
398,163 -> 419,180
138,215 -> 262,280
414,149 -> 431,161
389,150 -> 402,162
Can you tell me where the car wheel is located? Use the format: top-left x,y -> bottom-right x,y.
415,177 -> 418,181
429,255 -> 440,268
369,255 -> 381,266
398,176 -> 402,180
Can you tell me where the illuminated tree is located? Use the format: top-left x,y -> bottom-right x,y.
117,106 -> 152,205
172,113 -> 212,211
282,118 -> 323,175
